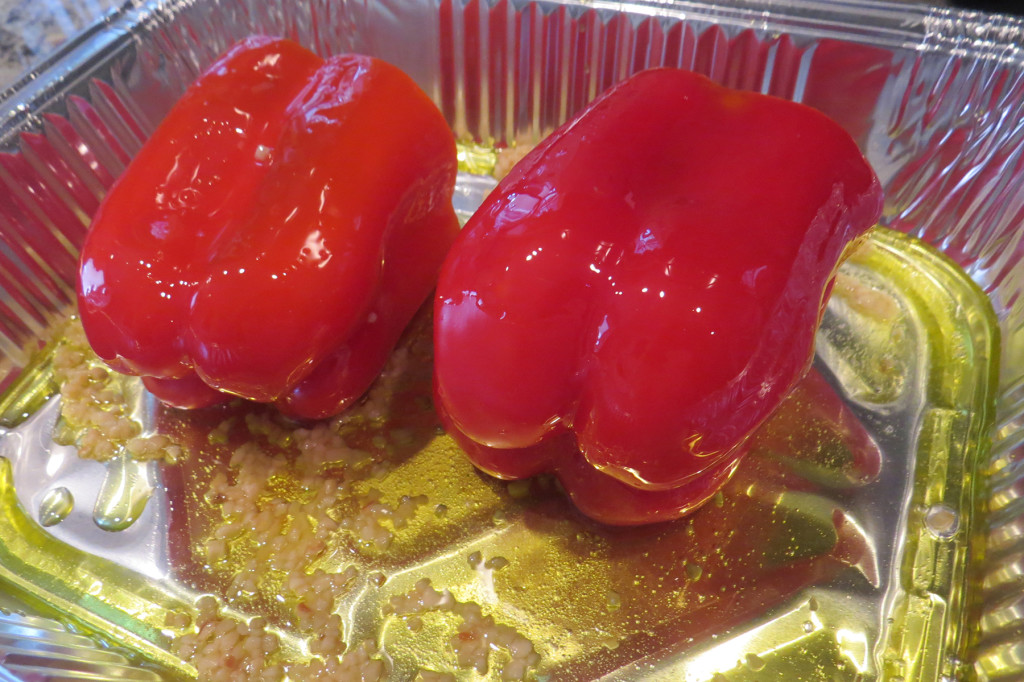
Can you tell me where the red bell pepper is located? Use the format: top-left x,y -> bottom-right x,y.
434,68 -> 883,525
77,36 -> 460,419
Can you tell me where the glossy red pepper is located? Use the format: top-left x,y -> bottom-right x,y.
77,37 -> 460,419
434,68 -> 883,525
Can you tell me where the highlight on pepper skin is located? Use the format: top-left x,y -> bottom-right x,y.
433,67 -> 884,526
76,36 -> 460,420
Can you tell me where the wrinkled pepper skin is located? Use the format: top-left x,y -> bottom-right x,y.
78,37 -> 460,419
434,68 -> 883,525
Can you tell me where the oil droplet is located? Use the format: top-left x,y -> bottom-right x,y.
745,653 -> 767,672
38,487 -> 74,527
254,144 -> 273,162
93,456 -> 154,531
803,620 -> 815,633
925,504 -> 959,538
485,556 -> 509,570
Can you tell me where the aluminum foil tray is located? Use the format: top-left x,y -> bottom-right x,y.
0,0 -> 1022,680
